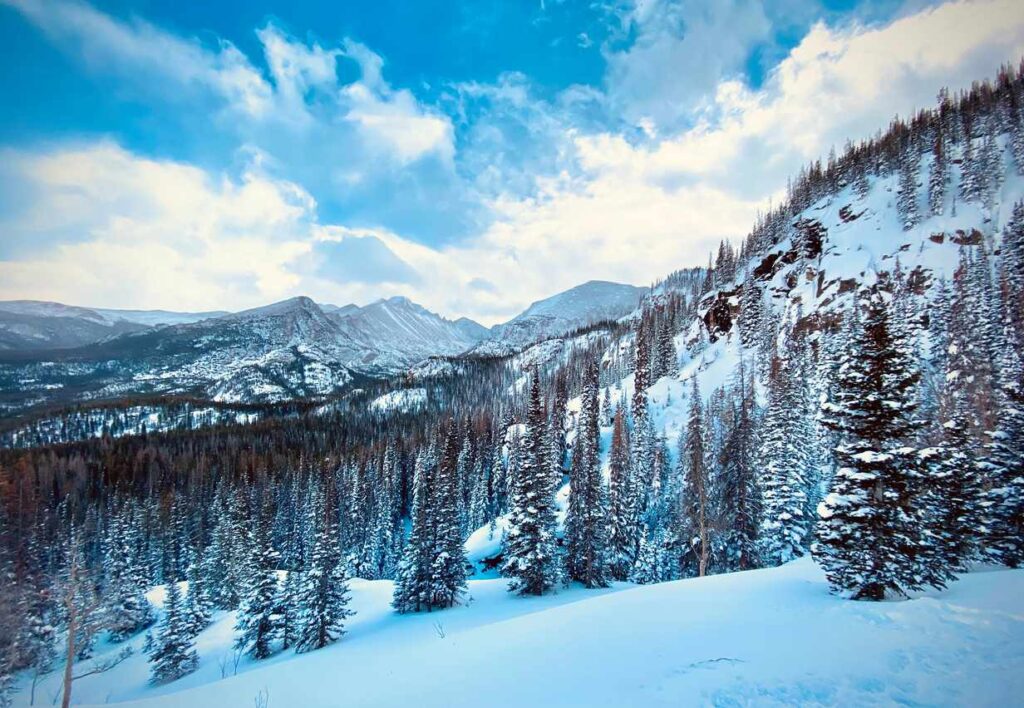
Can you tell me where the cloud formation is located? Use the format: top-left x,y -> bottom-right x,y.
2,0 -> 1024,324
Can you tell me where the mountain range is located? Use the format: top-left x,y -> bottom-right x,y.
0,280 -> 647,413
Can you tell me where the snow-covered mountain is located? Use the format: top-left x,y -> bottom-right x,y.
330,296 -> 487,371
472,280 -> 647,356
0,295 -> 490,411
0,300 -> 225,351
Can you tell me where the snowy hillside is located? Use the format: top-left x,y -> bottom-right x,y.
11,560 -> 1022,707
474,280 -> 647,356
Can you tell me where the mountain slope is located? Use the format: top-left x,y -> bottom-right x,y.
12,559 -> 1022,707
474,280 -> 647,355
0,301 -> 225,351
331,296 -> 487,371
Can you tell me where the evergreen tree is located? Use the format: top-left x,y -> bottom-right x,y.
897,141 -> 920,230
183,549 -> 212,638
234,507 -> 280,659
606,408 -> 636,580
929,124 -> 949,216
503,369 -> 561,595
758,333 -> 815,566
815,290 -> 935,600
103,508 -> 154,641
148,580 -> 198,684
717,363 -> 762,571
629,524 -> 662,584
393,450 -> 435,613
430,429 -> 469,609
295,505 -> 354,652
678,377 -> 711,577
565,357 -> 610,588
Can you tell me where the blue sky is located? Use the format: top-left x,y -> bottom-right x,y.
1,0 -> 1023,323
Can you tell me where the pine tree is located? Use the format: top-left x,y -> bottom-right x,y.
277,567 -> 301,651
103,508 -> 154,641
234,507 -> 280,659
678,377 -> 710,577
393,449 -> 435,613
897,141 -> 920,230
565,357 -> 610,587
430,429 -> 469,609
183,549 -> 212,638
503,369 -> 561,595
629,524 -> 661,584
929,124 -> 949,216
148,580 -> 198,684
758,334 -> 815,566
717,363 -> 762,571
815,290 -> 935,600
295,503 -> 354,652
607,408 -> 636,579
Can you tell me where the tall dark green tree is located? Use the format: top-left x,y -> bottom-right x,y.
565,357 -> 610,587
815,290 -> 936,600
503,369 -> 561,595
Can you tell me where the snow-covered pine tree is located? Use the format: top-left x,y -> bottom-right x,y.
204,489 -> 246,610
148,580 -> 198,684
295,496 -> 354,652
607,407 -> 636,580
815,288 -> 935,600
629,524 -> 662,584
234,506 -> 280,660
758,327 -> 815,566
929,122 -> 949,216
430,429 -> 469,609
678,377 -> 710,577
716,361 -> 762,572
633,318 -> 651,421
503,368 -> 560,596
393,449 -> 435,612
103,506 -> 154,641
897,139 -> 920,230
183,548 -> 212,638
277,567 -> 300,651
565,357 -> 610,588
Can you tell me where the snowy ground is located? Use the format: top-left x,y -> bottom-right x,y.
14,559 -> 1023,707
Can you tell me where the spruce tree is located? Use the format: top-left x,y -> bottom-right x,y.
295,504 -> 354,652
503,369 -> 561,595
184,550 -> 213,638
234,507 -> 280,659
393,450 -> 436,612
897,142 -> 920,230
607,408 -> 636,580
430,429 -> 469,609
717,364 -> 762,571
678,377 -> 710,577
758,334 -> 814,566
103,508 -> 154,641
815,290 -> 935,600
149,580 -> 198,684
565,357 -> 610,587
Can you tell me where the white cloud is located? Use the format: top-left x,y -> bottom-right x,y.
4,0 -> 1024,326
2,0 -> 455,164
603,0 -> 772,131
1,0 -> 274,118
0,143 -> 315,310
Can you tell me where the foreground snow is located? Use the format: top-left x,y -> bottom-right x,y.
15,558 -> 1023,707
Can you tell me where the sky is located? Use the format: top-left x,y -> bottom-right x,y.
1,0 -> 1024,324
